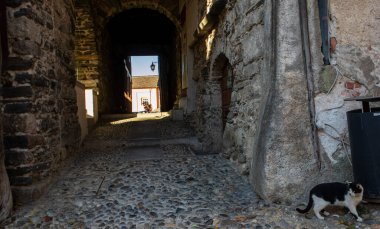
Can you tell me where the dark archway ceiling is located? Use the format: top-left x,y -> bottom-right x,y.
107,8 -> 176,48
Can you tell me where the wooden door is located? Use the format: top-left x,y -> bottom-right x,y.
221,65 -> 233,130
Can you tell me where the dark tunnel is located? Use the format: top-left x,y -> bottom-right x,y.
102,8 -> 179,113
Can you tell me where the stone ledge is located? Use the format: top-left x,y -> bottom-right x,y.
78,79 -> 98,88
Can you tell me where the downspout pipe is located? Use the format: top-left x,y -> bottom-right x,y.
318,0 -> 330,65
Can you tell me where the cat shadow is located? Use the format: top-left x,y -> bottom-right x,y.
303,205 -> 369,222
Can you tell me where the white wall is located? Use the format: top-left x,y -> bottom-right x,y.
132,88 -> 159,112
85,88 -> 98,129
75,81 -> 88,143
85,89 -> 94,117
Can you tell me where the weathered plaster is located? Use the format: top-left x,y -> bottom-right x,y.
193,0 -> 321,202
313,0 -> 380,180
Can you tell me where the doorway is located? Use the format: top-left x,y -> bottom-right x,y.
131,56 -> 161,113
221,64 -> 233,129
103,8 -> 179,114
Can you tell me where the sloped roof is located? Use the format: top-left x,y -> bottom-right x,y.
132,75 -> 159,89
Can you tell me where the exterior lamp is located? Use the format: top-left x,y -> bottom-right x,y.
150,61 -> 157,71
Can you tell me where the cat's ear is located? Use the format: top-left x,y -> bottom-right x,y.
356,184 -> 363,191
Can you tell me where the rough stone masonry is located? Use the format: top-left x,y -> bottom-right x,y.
191,0 -> 380,202
2,0 -> 80,203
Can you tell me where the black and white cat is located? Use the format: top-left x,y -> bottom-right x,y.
296,182 -> 364,222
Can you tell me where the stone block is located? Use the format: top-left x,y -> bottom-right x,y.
11,178 -> 51,204
32,76 -> 51,88
2,86 -> 33,98
3,114 -> 37,134
5,150 -> 34,166
7,162 -> 51,176
5,0 -> 25,7
4,135 -> 28,149
15,73 -> 33,83
4,102 -> 32,114
4,135 -> 45,149
242,25 -> 264,64
34,99 -> 58,113
13,7 -> 45,26
13,39 -> 41,56
27,135 -> 45,148
7,57 -> 34,70
7,14 -> 42,40
39,118 -> 59,133
9,176 -> 33,186
45,14 -> 53,30
241,61 -> 261,82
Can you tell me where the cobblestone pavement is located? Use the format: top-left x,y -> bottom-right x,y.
5,115 -> 380,228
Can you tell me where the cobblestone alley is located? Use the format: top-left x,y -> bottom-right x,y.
4,115 -> 380,228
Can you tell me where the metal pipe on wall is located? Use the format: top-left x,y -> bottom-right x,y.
318,0 -> 330,65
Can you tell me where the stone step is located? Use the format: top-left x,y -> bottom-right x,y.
84,136 -> 202,153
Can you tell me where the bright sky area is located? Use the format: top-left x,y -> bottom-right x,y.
131,56 -> 159,76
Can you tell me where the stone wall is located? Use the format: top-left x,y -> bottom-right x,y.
76,0 -> 180,113
74,2 -> 108,113
192,0 -> 322,202
192,0 -> 379,202
193,0 -> 266,175
1,15 -> 13,220
0,111 -> 13,223
2,0 -> 80,203
313,0 -> 380,181
75,3 -> 100,83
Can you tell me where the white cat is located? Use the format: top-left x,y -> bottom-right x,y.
296,182 -> 364,222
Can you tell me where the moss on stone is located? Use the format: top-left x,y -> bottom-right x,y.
318,65 -> 336,93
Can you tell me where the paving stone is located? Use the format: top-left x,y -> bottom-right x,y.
4,116 -> 380,228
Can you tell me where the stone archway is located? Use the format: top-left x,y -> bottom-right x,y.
105,8 -> 179,112
99,0 -> 181,32
198,53 -> 234,153
77,0 -> 183,113
211,54 -> 233,130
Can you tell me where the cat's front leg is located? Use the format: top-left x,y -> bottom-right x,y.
347,205 -> 362,222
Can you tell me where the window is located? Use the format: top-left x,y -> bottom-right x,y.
141,98 -> 149,105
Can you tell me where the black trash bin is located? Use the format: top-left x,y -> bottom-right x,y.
345,96 -> 380,203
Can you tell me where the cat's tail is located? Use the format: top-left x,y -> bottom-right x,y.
296,192 -> 313,214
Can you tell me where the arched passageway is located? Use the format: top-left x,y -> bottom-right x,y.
99,8 -> 180,113
3,0 -> 379,217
